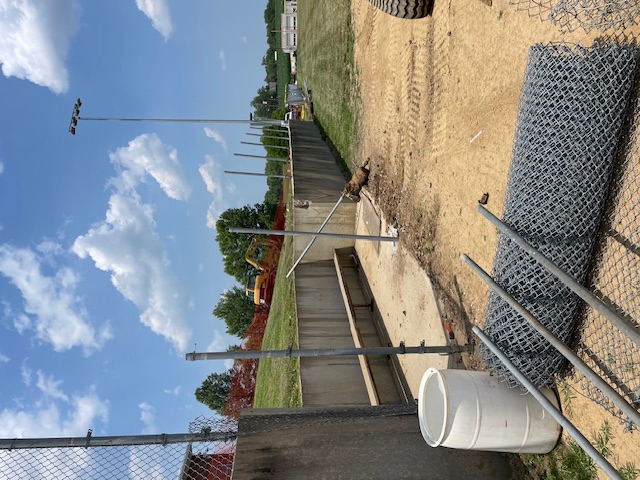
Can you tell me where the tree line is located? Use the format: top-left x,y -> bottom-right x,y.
195,0 -> 293,416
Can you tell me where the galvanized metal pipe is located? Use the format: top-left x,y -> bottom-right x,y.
228,227 -> 397,242
250,126 -> 283,130
224,171 -> 291,179
286,192 -> 346,278
241,141 -> 289,150
0,432 -> 235,450
79,117 -> 252,124
477,205 -> 640,348
233,153 -> 289,162
462,254 -> 640,428
246,133 -> 289,141
249,120 -> 283,127
186,343 -> 469,361
473,326 -> 624,480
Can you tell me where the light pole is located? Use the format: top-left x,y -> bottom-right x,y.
68,102 -> 283,135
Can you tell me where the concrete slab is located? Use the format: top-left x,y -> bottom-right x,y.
354,190 -> 462,399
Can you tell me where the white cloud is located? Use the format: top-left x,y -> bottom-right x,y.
198,155 -> 223,195
13,313 -> 32,334
241,36 -> 248,45
72,193 -> 191,351
36,370 -> 69,401
198,155 -> 228,229
207,330 -> 227,352
138,402 -> 157,434
21,364 -> 32,386
109,133 -> 191,201
225,182 -> 237,194
207,327 -> 235,368
219,49 -> 227,71
0,160 -> 4,174
135,0 -> 173,41
0,372 -> 109,438
36,238 -> 64,259
0,352 -> 9,363
163,386 -> 181,396
0,0 -> 77,93
204,127 -> 228,152
0,446 -> 91,479
0,244 -> 112,354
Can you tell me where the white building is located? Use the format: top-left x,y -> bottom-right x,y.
284,0 -> 297,14
280,6 -> 297,54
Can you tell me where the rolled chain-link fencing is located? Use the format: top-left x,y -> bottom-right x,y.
0,406 -> 418,479
481,41 -> 640,430
510,0 -> 640,33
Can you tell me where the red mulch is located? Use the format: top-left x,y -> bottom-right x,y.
224,188 -> 287,418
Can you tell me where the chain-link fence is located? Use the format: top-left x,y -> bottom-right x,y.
510,0 -> 640,32
480,41 -> 640,429
0,407 -> 421,480
571,63 -> 640,431
0,417 -> 238,480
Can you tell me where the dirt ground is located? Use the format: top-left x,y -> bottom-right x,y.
350,0 -> 639,473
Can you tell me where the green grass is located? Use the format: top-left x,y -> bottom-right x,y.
525,440 -> 596,480
253,203 -> 302,408
296,0 -> 359,171
276,54 -> 291,104
524,421 -> 638,480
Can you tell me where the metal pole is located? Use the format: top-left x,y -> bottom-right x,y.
287,193 -> 346,278
224,171 -> 291,179
250,126 -> 284,131
247,133 -> 289,141
241,141 -> 289,150
462,254 -> 640,428
233,153 -> 289,162
186,343 -> 468,361
477,205 -> 640,348
229,227 -> 397,242
250,121 -> 283,127
472,326 -> 624,480
79,117 -> 254,124
0,432 -> 236,450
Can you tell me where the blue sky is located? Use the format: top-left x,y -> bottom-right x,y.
0,0 -> 271,438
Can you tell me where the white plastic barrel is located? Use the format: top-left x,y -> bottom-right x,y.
418,368 -> 561,454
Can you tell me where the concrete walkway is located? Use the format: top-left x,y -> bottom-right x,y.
354,190 -> 463,399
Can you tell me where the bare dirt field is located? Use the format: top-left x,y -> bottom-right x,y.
350,0 -> 639,473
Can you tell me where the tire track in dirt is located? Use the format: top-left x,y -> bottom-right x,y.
357,4 -> 379,77
400,39 -> 420,159
429,2 -> 452,160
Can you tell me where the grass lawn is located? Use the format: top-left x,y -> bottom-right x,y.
276,54 -> 291,104
296,1 -> 359,170
253,204 -> 302,408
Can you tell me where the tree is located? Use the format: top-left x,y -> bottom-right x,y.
251,85 -> 278,118
213,286 -> 256,337
261,124 -> 289,205
195,370 -> 233,415
215,203 -> 277,284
